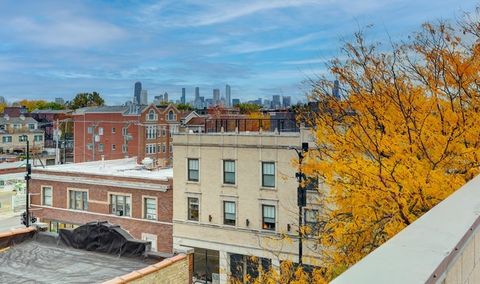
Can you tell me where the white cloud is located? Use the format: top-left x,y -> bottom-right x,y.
9,16 -> 126,48
228,32 -> 323,54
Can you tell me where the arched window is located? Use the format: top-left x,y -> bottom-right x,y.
168,110 -> 175,121
148,110 -> 156,121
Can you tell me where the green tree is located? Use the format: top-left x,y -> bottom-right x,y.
176,103 -> 193,111
236,103 -> 261,114
69,92 -> 105,110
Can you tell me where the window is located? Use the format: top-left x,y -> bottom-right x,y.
98,127 -> 104,136
112,127 -> 116,134
167,110 -> 175,121
162,143 -> 166,153
146,144 -> 156,154
122,127 -> 128,136
146,125 -> 157,139
28,124 -> 35,130
188,197 -> 199,221
69,190 -> 88,211
19,135 -> 27,142
42,186 -> 52,206
304,209 -> 319,233
161,126 -> 166,137
188,159 -> 199,181
34,135 -> 43,142
87,143 -> 93,150
230,254 -> 271,282
112,144 -> 116,151
148,110 -> 157,121
122,144 -> 128,153
98,143 -> 104,152
262,205 -> 276,230
87,127 -> 93,134
110,194 -> 131,217
223,160 -> 235,184
223,201 -> 236,226
262,162 -> 275,188
2,136 -> 12,143
169,144 -> 173,153
144,198 -> 157,220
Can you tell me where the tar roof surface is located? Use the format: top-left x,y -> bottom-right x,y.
0,240 -> 155,284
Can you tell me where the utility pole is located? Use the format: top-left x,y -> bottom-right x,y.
55,119 -> 60,164
92,123 -> 98,161
292,142 -> 309,266
24,136 -> 31,227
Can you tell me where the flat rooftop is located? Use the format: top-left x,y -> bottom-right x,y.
39,158 -> 173,180
0,238 -> 156,284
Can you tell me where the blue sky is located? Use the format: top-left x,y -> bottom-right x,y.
0,0 -> 477,105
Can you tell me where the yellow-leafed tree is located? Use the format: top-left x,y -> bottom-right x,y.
301,15 -> 480,280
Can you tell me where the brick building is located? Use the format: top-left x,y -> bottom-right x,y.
29,158 -> 174,254
73,104 -> 184,167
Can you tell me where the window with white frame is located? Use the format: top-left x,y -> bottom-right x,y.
146,125 -> 157,139
304,209 -> 319,233
87,143 -> 93,150
146,144 -> 156,154
28,123 -> 35,130
188,197 -> 199,221
69,190 -> 88,211
147,109 -> 157,121
162,143 -> 166,153
169,144 -> 173,153
144,197 -> 157,220
167,110 -> 175,121
112,144 -> 116,151
122,144 -> 128,153
34,135 -> 43,142
262,205 -> 276,230
98,127 -> 104,135
110,194 -> 131,216
161,126 -> 166,137
188,159 -> 199,181
2,136 -> 12,143
42,186 -> 52,206
87,127 -> 93,134
98,143 -> 104,152
262,162 -> 275,188
19,135 -> 27,142
223,201 -> 236,226
122,127 -> 128,135
112,127 -> 116,134
223,160 -> 235,184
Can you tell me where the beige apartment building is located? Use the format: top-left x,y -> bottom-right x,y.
0,115 -> 44,154
173,128 -> 322,283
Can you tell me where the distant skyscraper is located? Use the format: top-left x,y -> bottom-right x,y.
282,96 -> 291,108
332,80 -> 340,99
213,89 -> 220,105
225,84 -> 231,107
194,87 -> 201,108
272,95 -> 281,109
195,87 -> 200,100
164,92 -> 169,103
263,99 -> 271,109
0,96 -> 5,104
140,90 -> 148,105
134,82 -> 142,105
154,95 -> 163,105
181,88 -> 186,104
232,98 -> 240,106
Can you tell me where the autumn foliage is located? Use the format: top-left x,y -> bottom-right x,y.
298,11 -> 480,280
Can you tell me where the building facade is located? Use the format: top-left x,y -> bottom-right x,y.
73,104 -> 183,166
29,158 -> 174,254
172,129 -> 321,283
0,115 -> 44,154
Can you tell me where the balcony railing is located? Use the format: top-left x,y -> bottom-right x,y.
200,118 -> 299,133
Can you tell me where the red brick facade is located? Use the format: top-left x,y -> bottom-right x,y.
73,104 -> 182,166
29,169 -> 173,254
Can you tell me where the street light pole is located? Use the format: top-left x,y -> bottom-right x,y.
292,142 -> 309,266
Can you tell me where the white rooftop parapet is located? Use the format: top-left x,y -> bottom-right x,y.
331,174 -> 480,284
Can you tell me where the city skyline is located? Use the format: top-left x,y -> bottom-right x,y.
0,0 -> 476,105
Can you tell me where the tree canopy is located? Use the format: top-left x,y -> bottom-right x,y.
297,11 -> 480,281
236,103 -> 261,114
68,92 -> 104,110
